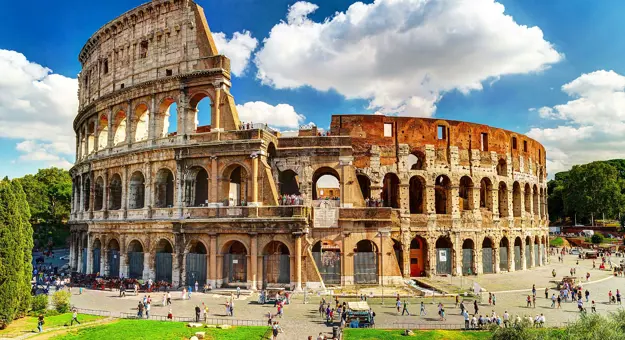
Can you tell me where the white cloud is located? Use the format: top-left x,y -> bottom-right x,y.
527,70 -> 625,175
0,49 -> 76,170
255,0 -> 562,117
236,101 -> 305,128
213,31 -> 258,77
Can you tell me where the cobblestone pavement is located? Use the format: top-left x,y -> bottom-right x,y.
65,253 -> 625,340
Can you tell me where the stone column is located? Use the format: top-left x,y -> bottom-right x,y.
257,256 -> 264,290
529,240 -> 534,268
521,238 -> 528,270
450,186 -> 460,217
143,252 -> 151,281
427,240 -> 437,276
120,252 -> 128,279
216,255 -> 223,288
125,100 -> 133,146
212,85 -> 222,131
107,107 -> 114,149
86,234 -> 93,274
148,94 -> 157,144
75,135 -> 80,162
175,160 -> 184,217
295,234 -> 303,291
144,162 -> 152,209
94,117 -> 100,153
507,244 -> 514,272
493,247 -> 500,274
476,244 -> 483,275
208,234 -> 217,287
250,154 -> 259,206
425,185 -> 436,214
250,233 -> 258,290
453,235 -> 462,276
210,156 -> 219,204
172,253 -> 180,286
76,234 -> 83,273
491,186 -> 499,218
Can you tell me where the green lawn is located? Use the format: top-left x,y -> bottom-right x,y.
343,329 -> 491,339
0,313 -> 103,338
50,319 -> 269,340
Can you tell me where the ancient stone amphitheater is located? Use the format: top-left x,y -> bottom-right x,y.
69,0 -> 549,290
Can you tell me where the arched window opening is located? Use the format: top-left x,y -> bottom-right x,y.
83,177 -> 91,211
479,178 -> 493,211
158,99 -> 178,137
513,182 -> 522,217
533,185 -> 539,216
226,166 -> 248,206
279,170 -> 300,196
462,239 -> 475,275
435,175 -> 451,214
499,237 -> 509,272
127,240 -> 144,279
107,239 -> 121,278
189,93 -> 212,133
435,237 -> 453,275
458,176 -> 474,211
524,183 -> 531,214
392,239 -> 404,276
97,114 -> 108,149
354,240 -> 378,284
514,237 -> 522,270
525,236 -> 532,268
312,240 -> 341,285
497,159 -> 507,177
482,238 -> 494,274
410,236 -> 427,277
498,182 -> 508,217
113,111 -> 127,146
109,174 -> 122,210
185,167 -> 208,207
312,167 -> 340,201
134,104 -> 150,142
128,171 -> 145,209
409,176 -> 425,214
186,241 -> 207,285
263,241 -> 291,286
407,151 -> 425,170
94,177 -> 104,211
223,241 -> 247,285
155,169 -> 175,208
267,143 -> 277,166
357,174 -> 371,202
87,122 -> 95,154
382,173 -> 400,208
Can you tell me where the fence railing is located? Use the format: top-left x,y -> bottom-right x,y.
390,321 -> 573,330
118,312 -> 266,326
73,307 -> 113,317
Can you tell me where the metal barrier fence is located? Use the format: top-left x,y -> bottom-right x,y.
73,307 -> 113,317
390,321 -> 573,330
119,312 -> 266,326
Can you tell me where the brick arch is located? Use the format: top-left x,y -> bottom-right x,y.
185,238 -> 209,254
150,235 -> 176,253
126,238 -> 146,252
219,235 -> 250,254
259,236 -> 294,256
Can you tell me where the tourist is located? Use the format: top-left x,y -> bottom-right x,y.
440,306 -> 446,321
503,310 -> 510,328
585,289 -> 590,303
609,290 -> 613,304
455,295 -> 459,308
167,291 -> 172,305
134,282 -> 138,296
120,284 -> 126,297
402,300 -> 410,316
237,286 -> 241,299
460,300 -> 465,314
488,292 -> 492,305
526,295 -> 532,308
167,308 -> 173,320
37,314 -> 44,333
370,308 -> 376,327
182,287 -> 187,300
202,303 -> 208,321
195,305 -> 201,322
162,294 -> 167,307
551,294 -> 556,308
492,294 -> 496,306
617,289 -> 622,305
532,294 -> 536,308
396,299 -> 402,314
462,310 -> 470,329
146,301 -> 151,318
420,302 -> 426,316
545,287 -> 549,299
591,300 -> 597,313
137,301 -> 144,318
70,309 -> 81,326
316,332 -> 324,340
471,314 -> 477,329
586,272 -> 591,281
557,294 -> 561,308
473,300 -> 479,314
147,278 -> 153,291
195,281 -> 199,294
532,284 -> 536,297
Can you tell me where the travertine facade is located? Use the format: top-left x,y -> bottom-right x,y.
69,0 -> 549,290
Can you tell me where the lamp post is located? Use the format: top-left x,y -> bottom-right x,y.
378,227 -> 392,306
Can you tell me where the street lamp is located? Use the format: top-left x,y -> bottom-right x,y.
378,227 -> 392,306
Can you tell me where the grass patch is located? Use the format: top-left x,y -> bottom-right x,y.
343,329 -> 491,339
0,314 -> 103,338
550,237 -> 564,247
49,319 -> 269,340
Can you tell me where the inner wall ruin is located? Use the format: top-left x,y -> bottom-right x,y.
69,0 -> 549,290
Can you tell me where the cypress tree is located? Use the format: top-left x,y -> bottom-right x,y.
0,179 -> 20,328
11,180 -> 33,316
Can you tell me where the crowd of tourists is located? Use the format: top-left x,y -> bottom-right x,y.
278,194 -> 304,205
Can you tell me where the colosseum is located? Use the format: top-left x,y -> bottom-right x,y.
69,0 -> 549,290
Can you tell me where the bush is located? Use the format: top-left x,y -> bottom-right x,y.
591,233 -> 605,244
550,237 -> 564,247
31,294 -> 48,312
51,290 -> 71,313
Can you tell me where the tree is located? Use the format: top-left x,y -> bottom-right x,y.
16,168 -> 72,224
591,233 -> 605,244
0,178 -> 33,328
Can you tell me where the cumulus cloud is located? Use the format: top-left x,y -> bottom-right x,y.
527,70 -> 625,175
0,49 -> 76,170
236,101 -> 305,128
255,0 -> 562,117
213,31 -> 258,77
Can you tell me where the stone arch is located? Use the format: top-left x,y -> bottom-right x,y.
382,172 -> 400,208
222,163 -> 249,206
112,110 -> 127,145
107,238 -> 121,251
108,173 -> 123,210
435,236 -> 453,275
462,238 -> 475,275
514,236 -> 522,270
524,183 -> 531,214
83,177 -> 91,211
155,168 -> 175,208
498,181 -> 508,217
409,175 -> 426,214
409,236 -> 427,277
279,169 -> 300,196
86,121 -> 95,154
512,182 -> 522,217
354,239 -> 379,284
186,239 -> 208,254
262,240 -> 291,285
311,239 -> 342,285
128,171 -> 145,209
479,177 -> 493,211
497,158 -> 507,177
127,239 -> 145,252
133,103 -> 150,142
157,96 -> 178,137
532,184 -> 539,217
155,238 -> 174,253
185,166 -> 209,207
97,113 -> 109,149
312,167 -> 340,200
434,174 -> 451,214
222,240 -> 248,285
482,237 -> 495,273
458,176 -> 474,211
267,142 -> 277,165
188,91 -> 214,132
94,176 -> 104,211
408,150 -> 425,170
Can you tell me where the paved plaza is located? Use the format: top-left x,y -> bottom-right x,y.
51,251 -> 625,339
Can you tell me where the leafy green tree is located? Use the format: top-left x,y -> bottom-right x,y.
51,290 -> 71,313
17,168 -> 72,224
591,233 -> 605,244
10,180 -> 33,316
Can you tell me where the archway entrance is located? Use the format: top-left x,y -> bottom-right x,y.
127,240 -> 144,279
392,239 -> 403,277
514,237 -> 522,270
534,236 -> 540,267
354,240 -> 378,284
499,237 -> 509,272
312,241 -> 341,285
279,170 -> 300,196
223,241 -> 247,286
435,175 -> 451,214
357,174 -> 371,201
155,169 -> 175,208
462,239 -> 475,275
382,173 -> 400,208
92,239 -> 101,274
155,239 -> 173,283
107,239 -> 120,277
435,237 -> 452,275
312,167 -> 340,201
409,237 -> 426,277
482,238 -> 494,274
224,166 -> 248,206
128,172 -> 145,209
263,241 -> 291,288
409,176 -> 425,214
186,242 -> 207,286
525,236 -> 532,268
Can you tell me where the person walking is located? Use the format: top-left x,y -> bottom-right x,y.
532,284 -> 536,297
492,294 -> 496,306
545,288 -> 549,299
146,302 -> 151,319
37,314 -> 44,333
195,281 -> 199,294
396,299 -> 401,314
455,295 -> 459,308
591,300 -> 597,313
526,295 -> 532,308
70,310 -> 81,326
609,290 -> 613,304
167,291 -> 172,305
557,294 -> 562,308
420,302 -> 426,316
532,295 -> 536,308
551,294 -> 556,308
617,290 -> 622,305
474,300 -> 479,314
402,300 -> 410,316
195,305 -> 201,322
585,289 -> 590,303
488,292 -> 492,305
237,286 -> 241,299
137,301 -> 144,318
503,311 -> 510,328
463,310 -> 470,330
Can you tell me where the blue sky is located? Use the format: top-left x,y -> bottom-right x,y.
2,0 -> 625,178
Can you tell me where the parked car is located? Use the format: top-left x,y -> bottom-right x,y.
570,249 -> 581,255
